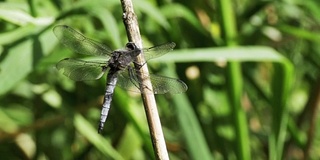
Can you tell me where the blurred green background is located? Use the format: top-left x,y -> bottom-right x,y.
1,0 -> 320,159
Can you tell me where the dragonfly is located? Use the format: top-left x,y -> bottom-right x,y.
53,25 -> 188,133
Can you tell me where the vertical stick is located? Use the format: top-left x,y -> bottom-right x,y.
120,0 -> 169,159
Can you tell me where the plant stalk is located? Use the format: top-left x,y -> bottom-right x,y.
119,0 -> 169,159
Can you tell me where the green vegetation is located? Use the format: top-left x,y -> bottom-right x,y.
0,0 -> 319,159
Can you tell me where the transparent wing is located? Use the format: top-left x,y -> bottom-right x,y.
56,58 -> 107,81
53,25 -> 113,57
117,67 -> 187,94
142,42 -> 176,61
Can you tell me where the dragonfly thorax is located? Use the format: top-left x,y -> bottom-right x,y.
108,45 -> 141,70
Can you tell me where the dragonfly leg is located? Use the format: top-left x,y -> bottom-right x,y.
127,67 -> 141,90
133,61 -> 147,69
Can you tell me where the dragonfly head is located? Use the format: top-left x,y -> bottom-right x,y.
125,42 -> 137,50
126,42 -> 141,57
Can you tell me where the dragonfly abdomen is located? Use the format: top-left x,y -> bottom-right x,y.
98,71 -> 118,133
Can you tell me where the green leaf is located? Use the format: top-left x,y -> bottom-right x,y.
0,4 -> 53,25
161,3 -> 204,33
0,26 -> 56,95
134,0 -> 170,29
91,8 -> 122,48
74,114 -> 124,160
155,46 -> 288,63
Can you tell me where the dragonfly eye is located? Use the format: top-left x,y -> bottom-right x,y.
126,42 -> 137,51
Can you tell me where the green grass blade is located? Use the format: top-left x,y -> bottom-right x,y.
0,26 -> 56,95
74,114 -> 124,159
164,64 -> 212,160
156,46 -> 287,63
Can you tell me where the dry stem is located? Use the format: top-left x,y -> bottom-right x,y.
120,0 -> 169,159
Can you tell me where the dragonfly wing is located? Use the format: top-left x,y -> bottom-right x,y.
56,58 -> 107,81
142,42 -> 176,61
53,25 -> 113,57
146,73 -> 188,94
117,67 -> 187,94
117,69 -> 142,93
